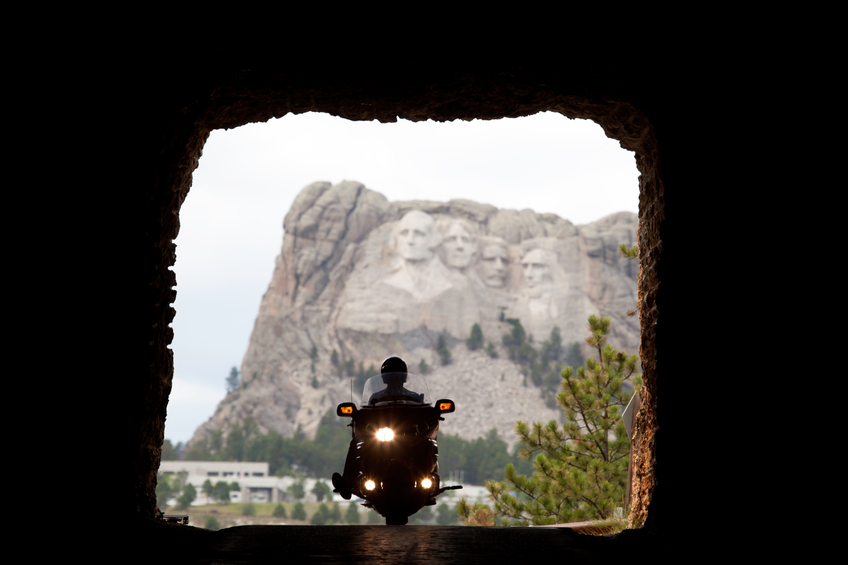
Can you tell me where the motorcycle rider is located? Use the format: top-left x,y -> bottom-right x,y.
332,355 -> 419,500
368,356 -> 424,404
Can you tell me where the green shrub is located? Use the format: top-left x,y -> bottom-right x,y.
330,503 -> 342,523
466,323 -> 484,350
344,502 -> 361,524
311,503 -> 330,525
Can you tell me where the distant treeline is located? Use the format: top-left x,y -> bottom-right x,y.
162,316 -> 587,482
163,412 -> 532,485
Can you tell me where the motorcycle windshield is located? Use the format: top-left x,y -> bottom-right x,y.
362,372 -> 430,407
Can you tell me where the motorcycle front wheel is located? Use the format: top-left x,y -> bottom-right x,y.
385,514 -> 408,526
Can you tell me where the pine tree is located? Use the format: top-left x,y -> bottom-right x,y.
311,503 -> 331,525
226,367 -> 240,393
457,499 -> 496,526
176,483 -> 197,510
311,480 -> 331,502
437,332 -> 452,365
541,326 -> 563,362
618,244 -> 639,316
415,505 -> 433,523
161,439 -> 179,460
156,474 -> 176,509
287,480 -> 305,501
330,502 -> 343,523
344,501 -> 361,524
501,318 -> 527,361
618,243 -> 639,260
436,502 -> 457,525
292,502 -> 307,521
466,323 -> 484,350
486,315 -> 642,525
213,481 -> 233,504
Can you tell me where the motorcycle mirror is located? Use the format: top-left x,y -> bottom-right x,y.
337,402 -> 357,417
435,399 -> 455,414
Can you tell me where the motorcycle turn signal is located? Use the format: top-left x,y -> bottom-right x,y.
435,399 -> 455,414
337,402 -> 357,417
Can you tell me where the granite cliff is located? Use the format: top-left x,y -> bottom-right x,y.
188,180 -> 639,450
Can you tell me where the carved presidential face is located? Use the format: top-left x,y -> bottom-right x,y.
480,242 -> 509,287
442,222 -> 477,269
521,248 -> 553,288
396,211 -> 437,262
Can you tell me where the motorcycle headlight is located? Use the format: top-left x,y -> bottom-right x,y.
376,427 -> 394,442
364,479 -> 376,491
420,478 -> 433,489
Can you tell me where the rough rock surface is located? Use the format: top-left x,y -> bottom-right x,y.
189,181 -> 639,450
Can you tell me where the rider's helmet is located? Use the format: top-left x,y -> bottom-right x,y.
380,355 -> 408,385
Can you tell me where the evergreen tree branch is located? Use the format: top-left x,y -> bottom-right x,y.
488,315 -> 637,526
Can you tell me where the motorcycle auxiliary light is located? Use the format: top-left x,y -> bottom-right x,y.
376,427 -> 394,442
420,478 -> 433,489
364,479 -> 377,491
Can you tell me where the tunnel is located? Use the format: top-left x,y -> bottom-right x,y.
92,46 -> 722,562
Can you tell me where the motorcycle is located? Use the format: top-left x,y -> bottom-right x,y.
333,366 -> 462,525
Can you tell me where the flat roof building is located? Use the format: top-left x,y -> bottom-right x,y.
159,461 -> 268,478
157,461 -> 346,505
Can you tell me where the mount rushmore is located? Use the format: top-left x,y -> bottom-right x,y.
187,180 -> 639,450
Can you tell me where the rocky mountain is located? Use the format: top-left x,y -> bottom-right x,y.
188,180 -> 639,451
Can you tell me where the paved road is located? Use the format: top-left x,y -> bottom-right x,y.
133,523 -> 643,564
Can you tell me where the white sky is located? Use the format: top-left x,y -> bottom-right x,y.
165,111 -> 640,445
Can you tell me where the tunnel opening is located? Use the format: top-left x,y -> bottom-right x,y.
164,111 -> 642,526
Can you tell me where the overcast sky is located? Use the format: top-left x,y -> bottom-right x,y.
165,111 -> 640,445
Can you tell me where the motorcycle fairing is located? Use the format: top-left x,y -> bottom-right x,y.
351,403 -> 443,518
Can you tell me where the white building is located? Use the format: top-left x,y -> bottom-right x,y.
158,461 -> 341,505
159,461 -> 269,479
